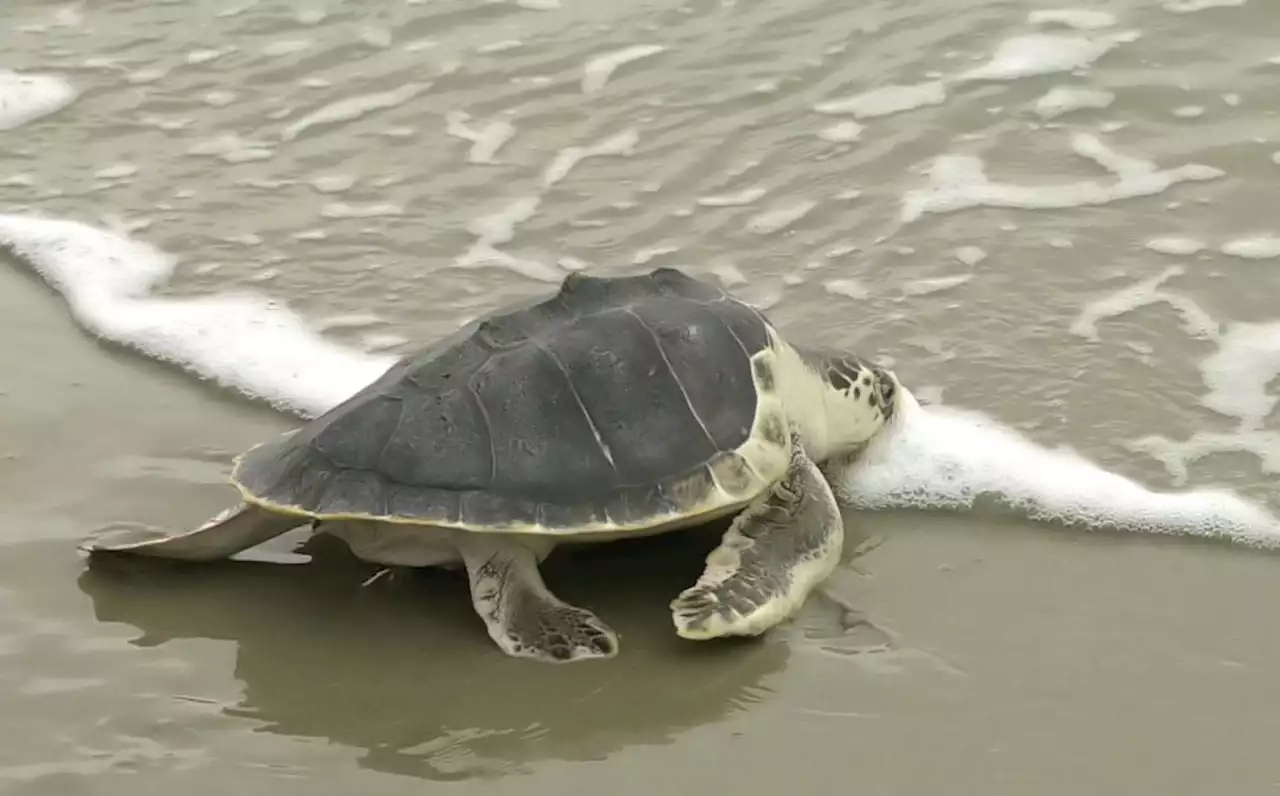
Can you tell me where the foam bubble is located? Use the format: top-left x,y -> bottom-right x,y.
187,48 -> 234,65
1107,311 -> 1280,487
94,163 -> 138,180
632,245 -> 679,265
1145,236 -> 1205,256
454,244 -> 563,283
466,195 -> 541,245
1027,9 -> 1118,29
902,274 -> 972,296
901,134 -> 1223,223
187,134 -> 275,164
745,200 -> 816,235
823,279 -> 869,300
838,391 -> 1280,548
1220,235 -> 1280,260
542,130 -> 639,188
815,81 -> 946,119
1163,0 -> 1246,12
1127,430 -> 1280,488
1070,266 -> 1218,342
1034,86 -> 1115,119
0,70 -> 79,131
582,45 -> 665,94
126,67 -> 168,85
1198,322 -> 1280,425
445,110 -> 516,165
697,187 -> 767,207
0,214 -> 393,417
281,84 -> 428,141
450,196 -> 558,281
203,90 -> 237,108
309,174 -> 357,194
958,32 -> 1137,82
262,39 -> 313,57
954,246 -> 987,266
319,202 -> 403,219
477,40 -> 523,55
817,121 -> 863,143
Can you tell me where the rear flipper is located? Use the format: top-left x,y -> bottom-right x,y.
78,503 -> 306,562
671,433 -> 844,640
457,535 -> 619,663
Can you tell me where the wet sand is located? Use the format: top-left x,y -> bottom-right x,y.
5,0 -> 1280,793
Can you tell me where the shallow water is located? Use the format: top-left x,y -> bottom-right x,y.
4,0 -> 1280,792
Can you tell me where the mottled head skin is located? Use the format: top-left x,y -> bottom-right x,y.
814,351 -> 898,424
763,344 -> 900,469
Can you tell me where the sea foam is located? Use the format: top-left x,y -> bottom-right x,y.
839,392 -> 1280,547
0,214 -> 393,417
3,215 -> 1279,548
0,70 -> 79,131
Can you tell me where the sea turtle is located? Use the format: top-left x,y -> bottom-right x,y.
80,267 -> 903,663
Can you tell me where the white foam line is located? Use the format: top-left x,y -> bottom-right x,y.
188,133 -> 275,164
1070,266 -> 1219,342
815,81 -> 947,119
1034,86 -> 1115,120
542,130 -> 639,188
1027,9 -> 1118,30
901,135 -> 1223,223
957,31 -> 1139,82
1069,268 -> 1280,521
582,45 -> 665,94
1163,0 -> 1246,13
812,29 -> 1138,125
1198,322 -> 1280,427
444,110 -> 516,165
453,243 -> 565,283
1221,235 -> 1280,260
0,214 -> 393,418
5,215 -> 1278,549
281,83 -> 429,142
840,392 -> 1280,548
1128,430 -> 1280,488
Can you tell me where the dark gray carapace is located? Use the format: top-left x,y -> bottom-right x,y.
234,268 -> 776,530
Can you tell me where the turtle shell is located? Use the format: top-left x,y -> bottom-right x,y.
229,267 -> 794,534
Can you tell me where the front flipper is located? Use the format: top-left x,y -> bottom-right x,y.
671,433 -> 843,640
78,503 -> 306,562
457,535 -> 619,663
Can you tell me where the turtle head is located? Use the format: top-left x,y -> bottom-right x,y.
785,346 -> 902,460
822,353 -> 899,424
